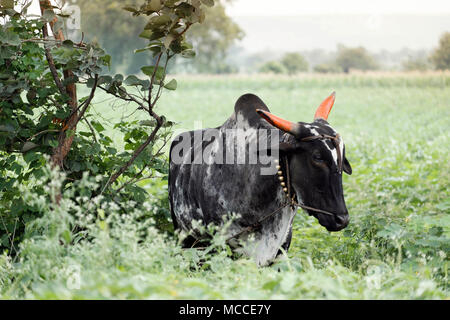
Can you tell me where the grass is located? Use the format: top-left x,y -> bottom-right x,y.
1,72 -> 449,299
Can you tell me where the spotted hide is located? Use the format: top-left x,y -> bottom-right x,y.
168,93 -> 352,266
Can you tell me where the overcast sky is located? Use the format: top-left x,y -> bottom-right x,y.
227,0 -> 450,16
23,0 -> 450,53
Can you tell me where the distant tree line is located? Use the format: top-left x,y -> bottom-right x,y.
257,32 -> 450,75
73,1 -> 450,76
76,0 -> 243,74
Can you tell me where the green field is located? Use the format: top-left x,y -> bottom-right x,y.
1,73 -> 449,299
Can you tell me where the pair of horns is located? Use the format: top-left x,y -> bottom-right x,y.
256,92 -> 336,135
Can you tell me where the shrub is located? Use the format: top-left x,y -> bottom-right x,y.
335,46 -> 378,73
402,58 -> 430,72
313,63 -> 343,73
259,61 -> 288,74
280,52 -> 309,74
430,32 -> 450,70
0,0 -> 212,254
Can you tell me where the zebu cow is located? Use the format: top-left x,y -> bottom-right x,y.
169,93 -> 352,266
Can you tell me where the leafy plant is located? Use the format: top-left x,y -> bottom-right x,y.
0,0 -> 212,253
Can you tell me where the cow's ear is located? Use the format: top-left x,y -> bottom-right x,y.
343,157 -> 352,175
278,142 -> 298,153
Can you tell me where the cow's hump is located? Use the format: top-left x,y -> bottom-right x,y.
233,94 -> 270,128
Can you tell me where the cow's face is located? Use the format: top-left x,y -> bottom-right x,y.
284,120 -> 352,231
257,92 -> 352,232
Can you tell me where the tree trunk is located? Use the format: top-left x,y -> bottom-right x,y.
39,0 -> 78,168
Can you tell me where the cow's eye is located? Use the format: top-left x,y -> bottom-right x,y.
312,152 -> 323,162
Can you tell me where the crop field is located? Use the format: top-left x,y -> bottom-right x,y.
1,72 -> 449,299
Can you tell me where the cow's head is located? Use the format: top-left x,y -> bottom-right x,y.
256,92 -> 352,232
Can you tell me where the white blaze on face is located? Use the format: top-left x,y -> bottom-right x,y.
306,123 -> 343,169
322,141 -> 338,166
338,135 -> 344,166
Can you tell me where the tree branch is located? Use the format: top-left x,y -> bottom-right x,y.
42,23 -> 66,96
105,121 -> 163,190
39,0 -> 79,169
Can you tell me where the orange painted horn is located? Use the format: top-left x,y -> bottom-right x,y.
314,91 -> 336,121
256,109 -> 299,135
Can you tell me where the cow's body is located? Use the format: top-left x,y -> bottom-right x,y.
169,92 -> 352,266
169,94 -> 295,266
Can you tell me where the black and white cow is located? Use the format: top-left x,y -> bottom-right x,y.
168,93 -> 352,266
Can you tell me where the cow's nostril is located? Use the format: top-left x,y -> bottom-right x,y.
336,214 -> 349,227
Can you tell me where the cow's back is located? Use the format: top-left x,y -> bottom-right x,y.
168,94 -> 296,265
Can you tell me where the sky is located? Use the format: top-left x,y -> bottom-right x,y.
227,0 -> 450,16
225,0 -> 450,53
23,0 -> 450,53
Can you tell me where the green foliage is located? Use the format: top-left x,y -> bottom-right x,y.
1,107 -> 449,298
335,45 -> 378,73
182,0 -> 243,73
430,32 -> 450,70
402,57 -> 430,72
0,8 -> 111,254
280,52 -> 309,74
313,63 -> 343,74
77,0 -> 242,74
258,52 -> 308,75
259,61 -> 287,74
2,73 -> 448,299
1,2 -> 449,300
0,0 -> 209,254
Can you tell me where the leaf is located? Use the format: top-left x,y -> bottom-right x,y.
124,75 -> 141,86
61,230 -> 71,244
48,139 -> 58,148
164,79 -> 177,90
140,120 -> 157,127
123,6 -> 138,13
147,0 -> 162,12
139,30 -> 153,39
164,34 -> 175,49
200,0 -> 215,7
145,15 -> 171,29
62,40 -> 74,48
0,30 -> 20,46
0,124 -> 14,132
262,280 -> 280,291
181,49 -> 196,58
91,121 -> 105,133
21,142 -> 39,153
71,161 -> 81,172
141,66 -> 165,81
135,43 -> 162,54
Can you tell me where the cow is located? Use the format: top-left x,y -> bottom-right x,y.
168,92 -> 352,266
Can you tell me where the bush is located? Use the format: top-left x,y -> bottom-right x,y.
1,163 -> 447,299
259,61 -> 288,74
0,0 -> 210,254
335,46 -> 378,73
313,63 -> 343,73
402,58 -> 430,72
280,52 -> 309,74
430,32 -> 450,70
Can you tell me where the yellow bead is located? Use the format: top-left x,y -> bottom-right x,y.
277,171 -> 283,176
278,176 -> 284,181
